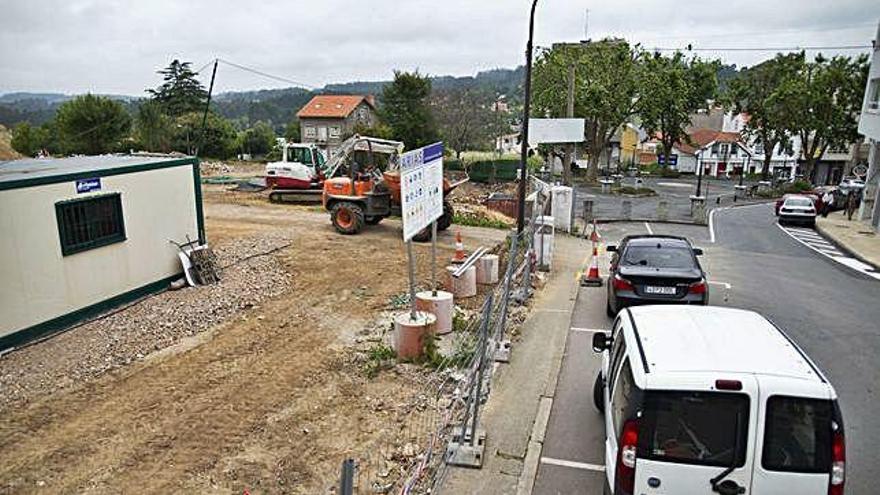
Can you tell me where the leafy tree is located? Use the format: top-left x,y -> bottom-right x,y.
638,52 -> 720,169
11,122 -> 49,157
135,100 -> 173,152
284,119 -> 301,141
381,70 -> 438,149
147,60 -> 207,118
431,86 -> 507,159
532,40 -> 643,182
173,112 -> 236,159
726,53 -> 802,179
54,94 -> 132,155
343,121 -> 395,140
771,53 -> 869,180
237,121 -> 276,157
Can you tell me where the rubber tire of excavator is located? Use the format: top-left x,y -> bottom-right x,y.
437,201 -> 454,231
331,202 -> 365,235
412,227 -> 432,243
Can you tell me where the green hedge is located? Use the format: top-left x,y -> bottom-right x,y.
468,159 -> 520,183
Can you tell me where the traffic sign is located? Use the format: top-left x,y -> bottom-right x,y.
657,154 -> 678,166
400,142 -> 444,241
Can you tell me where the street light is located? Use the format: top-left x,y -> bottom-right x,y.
695,149 -> 704,198
517,0 -> 539,234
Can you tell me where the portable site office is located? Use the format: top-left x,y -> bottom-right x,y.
0,155 -> 204,350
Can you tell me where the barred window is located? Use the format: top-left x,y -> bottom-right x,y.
55,193 -> 126,256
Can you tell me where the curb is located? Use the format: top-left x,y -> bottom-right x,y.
814,222 -> 880,272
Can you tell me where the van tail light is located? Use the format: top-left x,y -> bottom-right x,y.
715,379 -> 743,391
616,418 -> 639,495
829,429 -> 845,495
688,280 -> 707,295
612,274 -> 634,292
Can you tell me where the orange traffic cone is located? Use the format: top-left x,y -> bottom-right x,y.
581,242 -> 603,287
452,230 -> 466,263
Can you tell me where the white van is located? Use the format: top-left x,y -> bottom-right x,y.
592,306 -> 845,495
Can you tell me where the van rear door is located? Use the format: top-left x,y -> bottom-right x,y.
751,392 -> 839,494
633,376 -> 759,494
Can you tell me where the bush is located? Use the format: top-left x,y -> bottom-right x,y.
616,186 -> 656,196
781,179 -> 813,194
453,213 -> 510,229
468,158 -> 520,182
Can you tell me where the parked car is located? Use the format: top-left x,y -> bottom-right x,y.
838,176 -> 865,195
775,192 -> 823,216
778,194 -> 818,227
606,235 -> 707,316
592,306 -> 845,495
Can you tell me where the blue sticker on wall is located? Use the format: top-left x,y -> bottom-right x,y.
76,177 -> 101,193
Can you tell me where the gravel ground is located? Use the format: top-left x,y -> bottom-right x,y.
0,232 -> 294,412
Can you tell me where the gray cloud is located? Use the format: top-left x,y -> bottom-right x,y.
0,0 -> 876,95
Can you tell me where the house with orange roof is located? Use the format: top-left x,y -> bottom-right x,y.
296,94 -> 377,153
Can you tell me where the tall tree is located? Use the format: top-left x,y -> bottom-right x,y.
173,111 -> 236,158
54,94 -> 131,155
772,53 -> 869,180
237,121 -> 276,157
284,119 -> 301,142
532,39 -> 643,182
638,52 -> 719,168
135,100 -> 173,152
11,122 -> 49,157
381,70 -> 438,149
147,60 -> 208,118
726,53 -> 802,179
431,86 -> 507,158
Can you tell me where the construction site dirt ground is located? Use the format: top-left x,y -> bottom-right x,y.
0,184 -> 510,494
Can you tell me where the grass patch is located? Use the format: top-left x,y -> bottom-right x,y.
615,186 -> 657,196
363,342 -> 396,378
453,213 -> 510,229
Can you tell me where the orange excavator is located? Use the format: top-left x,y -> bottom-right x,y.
321,136 -> 465,241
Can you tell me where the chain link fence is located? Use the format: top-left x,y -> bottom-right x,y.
337,180 -> 551,495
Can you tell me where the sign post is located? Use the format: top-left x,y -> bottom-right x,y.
400,142 -> 445,319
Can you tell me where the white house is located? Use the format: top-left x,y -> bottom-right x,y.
0,155 -> 204,349
858,20 -> 880,229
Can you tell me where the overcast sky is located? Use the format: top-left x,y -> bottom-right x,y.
1,0 -> 877,96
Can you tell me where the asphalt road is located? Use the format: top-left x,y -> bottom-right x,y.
533,203 -> 880,494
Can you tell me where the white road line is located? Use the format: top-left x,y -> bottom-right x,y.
644,221 -> 653,235
708,208 -> 719,243
540,457 -> 606,472
776,223 -> 880,280
708,281 -> 732,290
571,327 -> 607,333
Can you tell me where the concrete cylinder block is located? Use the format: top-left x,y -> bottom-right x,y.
445,265 -> 477,298
475,254 -> 500,285
393,311 -> 437,360
415,290 -> 454,335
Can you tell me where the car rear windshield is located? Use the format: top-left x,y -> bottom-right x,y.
762,396 -> 832,473
785,198 -> 813,207
621,245 -> 696,269
638,391 -> 749,468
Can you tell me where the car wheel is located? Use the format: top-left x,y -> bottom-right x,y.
606,300 -> 615,317
412,227 -> 432,243
331,202 -> 365,235
593,373 -> 605,413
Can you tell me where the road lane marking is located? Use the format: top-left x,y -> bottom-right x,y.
571,327 -> 608,333
776,223 -> 880,280
643,221 -> 653,234
537,308 -> 572,314
708,281 -> 732,290
708,208 -> 719,243
656,182 -> 692,188
540,457 -> 606,472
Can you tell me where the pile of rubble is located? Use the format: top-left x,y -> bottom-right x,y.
0,232 -> 294,411
200,160 -> 234,176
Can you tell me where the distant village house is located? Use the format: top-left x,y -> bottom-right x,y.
296,95 -> 377,155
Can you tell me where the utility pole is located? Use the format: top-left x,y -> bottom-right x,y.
517,0 -> 539,234
562,63 -> 575,185
195,59 -> 219,158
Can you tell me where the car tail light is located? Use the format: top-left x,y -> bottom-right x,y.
688,280 -> 707,294
829,429 -> 845,495
616,419 -> 639,495
715,379 -> 742,390
612,274 -> 634,292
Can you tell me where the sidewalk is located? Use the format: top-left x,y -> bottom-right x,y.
816,210 -> 880,268
440,234 -> 587,494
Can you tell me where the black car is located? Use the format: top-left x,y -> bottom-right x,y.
606,235 -> 708,316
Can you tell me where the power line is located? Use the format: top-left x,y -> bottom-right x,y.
637,22 -> 877,42
216,58 -> 318,89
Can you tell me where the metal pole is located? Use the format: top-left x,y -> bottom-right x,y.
431,221 -> 438,296
339,458 -> 355,495
696,150 -> 704,197
564,63 -> 575,185
195,59 -> 218,158
470,295 -> 493,446
517,0 -> 539,233
406,240 -> 417,320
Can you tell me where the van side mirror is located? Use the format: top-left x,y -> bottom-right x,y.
607,245 -> 617,252
592,332 -> 612,353
693,247 -> 703,255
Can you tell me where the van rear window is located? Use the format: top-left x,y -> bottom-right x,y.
762,396 -> 832,473
638,391 -> 749,468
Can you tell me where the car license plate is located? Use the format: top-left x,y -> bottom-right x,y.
645,286 -> 676,295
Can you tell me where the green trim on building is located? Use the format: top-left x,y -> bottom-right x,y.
0,157 -> 198,191
0,273 -> 182,351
